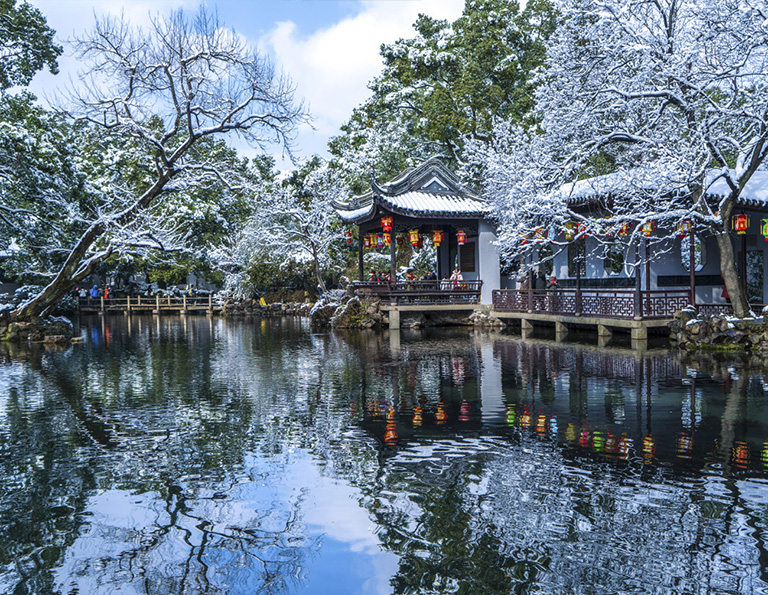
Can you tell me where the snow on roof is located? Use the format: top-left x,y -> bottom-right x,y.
337,203 -> 374,223
559,172 -> 627,202
705,170 -> 768,205
334,157 -> 487,223
559,168 -> 768,206
382,190 -> 487,217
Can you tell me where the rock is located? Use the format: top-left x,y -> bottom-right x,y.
43,335 -> 67,344
469,310 -> 504,327
330,297 -> 384,329
685,320 -> 709,336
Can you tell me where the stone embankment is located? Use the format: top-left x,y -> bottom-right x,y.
669,306 -> 768,353
0,316 -> 74,344
309,292 -> 504,330
220,298 -> 314,317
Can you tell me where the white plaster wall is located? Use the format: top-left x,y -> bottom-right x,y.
478,220 -> 501,304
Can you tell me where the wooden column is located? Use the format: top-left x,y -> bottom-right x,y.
390,224 -> 397,283
358,231 -> 364,282
740,234 -> 747,298
575,246 -> 582,315
634,243 -> 642,318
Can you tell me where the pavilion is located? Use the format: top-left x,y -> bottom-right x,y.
333,157 -> 500,306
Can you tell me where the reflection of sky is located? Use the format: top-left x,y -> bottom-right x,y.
55,450 -> 397,595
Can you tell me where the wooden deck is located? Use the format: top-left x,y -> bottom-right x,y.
78,295 -> 219,314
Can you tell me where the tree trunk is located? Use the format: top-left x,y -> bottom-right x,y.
714,231 -> 750,318
11,174 -> 172,321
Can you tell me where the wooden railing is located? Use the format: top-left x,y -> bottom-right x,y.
492,288 -> 692,320
78,294 -> 215,312
353,280 -> 483,305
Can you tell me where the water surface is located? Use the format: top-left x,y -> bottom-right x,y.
1,315 -> 768,594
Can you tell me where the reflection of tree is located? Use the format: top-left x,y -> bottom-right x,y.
5,319 -> 768,594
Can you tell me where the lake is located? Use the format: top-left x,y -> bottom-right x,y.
1,315 -> 768,594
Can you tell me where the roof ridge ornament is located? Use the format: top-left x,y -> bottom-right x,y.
369,172 -> 391,197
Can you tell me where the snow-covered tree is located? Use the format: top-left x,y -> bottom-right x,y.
466,0 -> 768,317
220,158 -> 346,296
329,0 -> 557,185
0,0 -> 61,90
7,7 -> 305,320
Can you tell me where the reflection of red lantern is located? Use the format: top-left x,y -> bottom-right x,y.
383,232 -> 391,246
457,230 -> 467,245
618,436 -> 632,459
733,441 -> 750,468
520,407 -> 531,429
384,422 -> 398,446
363,235 -> 371,249
381,216 -> 393,232
642,434 -> 655,460
536,414 -> 547,436
412,406 -> 423,426
435,402 -> 447,425
409,229 -> 420,246
459,401 -> 470,422
676,219 -> 691,238
732,213 -> 749,234
344,229 -> 353,244
432,229 -> 444,246
676,431 -> 692,459
579,428 -> 590,448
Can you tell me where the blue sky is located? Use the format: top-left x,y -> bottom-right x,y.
26,0 -> 465,168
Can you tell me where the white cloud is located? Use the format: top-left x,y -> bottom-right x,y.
262,0 -> 465,158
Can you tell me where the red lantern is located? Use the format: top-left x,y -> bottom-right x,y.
383,232 -> 391,246
732,213 -> 750,235
641,221 -> 655,237
432,229 -> 444,246
396,235 -> 405,246
381,216 -> 393,232
676,219 -> 691,238
376,234 -> 384,250
618,222 -> 632,237
344,230 -> 353,244
564,222 -> 575,240
363,235 -> 371,249
457,230 -> 467,245
409,229 -> 420,246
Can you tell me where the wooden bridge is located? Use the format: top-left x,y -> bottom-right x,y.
78,294 -> 219,314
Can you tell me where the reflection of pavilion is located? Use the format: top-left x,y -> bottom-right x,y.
358,330 -> 764,472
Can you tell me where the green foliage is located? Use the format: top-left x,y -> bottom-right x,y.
0,0 -> 61,90
330,0 -> 558,177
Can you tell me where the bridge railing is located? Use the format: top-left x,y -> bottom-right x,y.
492,288 -> 692,320
353,280 -> 483,305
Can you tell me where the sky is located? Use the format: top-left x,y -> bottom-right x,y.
26,0 -> 466,168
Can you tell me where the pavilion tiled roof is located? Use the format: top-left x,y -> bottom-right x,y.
334,157 -> 488,223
